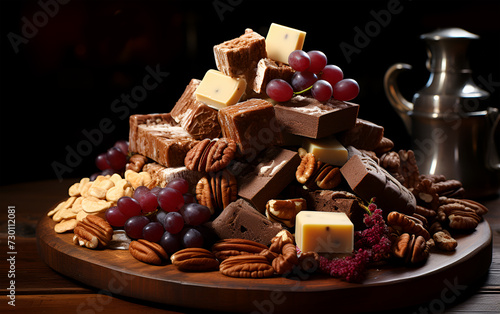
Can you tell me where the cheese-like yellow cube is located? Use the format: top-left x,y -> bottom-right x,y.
303,136 -> 348,166
195,70 -> 246,110
265,23 -> 306,64
295,211 -> 353,254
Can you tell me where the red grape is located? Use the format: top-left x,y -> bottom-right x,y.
183,193 -> 196,204
106,147 -> 127,171
133,186 -> 150,202
95,153 -> 112,171
311,80 -> 333,102
114,140 -> 129,155
105,206 -> 128,227
166,178 -> 190,194
266,79 -> 294,102
307,50 -> 327,73
321,65 -> 343,87
162,211 -> 184,234
157,187 -> 184,212
333,79 -> 360,101
288,50 -> 311,71
124,215 -> 150,239
181,227 -> 204,248
160,231 -> 182,254
117,196 -> 142,218
291,71 -> 318,92
138,190 -> 159,213
142,221 -> 164,243
180,203 -> 212,226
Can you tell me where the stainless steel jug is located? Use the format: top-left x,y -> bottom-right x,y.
384,28 -> 500,198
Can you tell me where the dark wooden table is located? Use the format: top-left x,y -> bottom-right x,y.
1,179 -> 499,313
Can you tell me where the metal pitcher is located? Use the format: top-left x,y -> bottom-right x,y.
384,28 -> 500,198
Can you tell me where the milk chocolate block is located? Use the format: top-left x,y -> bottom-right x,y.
218,99 -> 283,156
340,154 -> 416,216
170,79 -> 221,140
230,147 -> 301,213
274,96 -> 359,139
253,58 -> 294,94
338,118 -> 384,151
129,114 -> 198,168
210,198 -> 283,245
214,28 -> 266,89
307,190 -> 365,230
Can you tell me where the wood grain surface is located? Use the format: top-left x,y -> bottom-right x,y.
1,179 -> 499,313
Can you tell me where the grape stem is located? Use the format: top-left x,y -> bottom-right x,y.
293,85 -> 313,95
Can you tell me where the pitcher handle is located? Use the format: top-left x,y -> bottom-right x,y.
384,63 -> 414,135
486,107 -> 500,171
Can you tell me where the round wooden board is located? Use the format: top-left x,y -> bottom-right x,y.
36,212 -> 492,313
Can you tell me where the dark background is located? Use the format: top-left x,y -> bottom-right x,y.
1,0 -> 499,185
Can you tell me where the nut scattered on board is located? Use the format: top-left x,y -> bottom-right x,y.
170,248 -> 219,271
219,254 -> 274,278
211,238 -> 268,261
391,233 -> 430,264
48,173 -> 134,233
73,215 -> 113,249
129,239 -> 169,265
387,211 -> 430,241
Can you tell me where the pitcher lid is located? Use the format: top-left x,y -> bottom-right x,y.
420,28 -> 479,40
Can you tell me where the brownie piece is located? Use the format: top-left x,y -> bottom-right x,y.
210,198 -> 282,246
274,96 -> 359,139
338,118 -> 384,151
253,58 -> 294,94
129,114 -> 198,167
340,154 -> 416,217
218,99 -> 282,156
232,147 -> 301,213
170,79 -> 221,140
307,190 -> 365,230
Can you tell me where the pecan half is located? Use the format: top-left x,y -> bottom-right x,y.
196,169 -> 237,214
438,202 -> 482,230
212,238 -> 268,261
265,198 -> 306,228
126,154 -> 148,172
219,255 -> 274,278
185,138 -> 236,173
129,239 -> 169,265
296,153 -> 341,190
413,179 -> 439,210
296,153 -> 317,184
170,247 -> 219,271
387,211 -> 430,241
433,230 -> 458,251
73,215 -> 113,249
272,243 -> 299,275
392,233 -> 430,264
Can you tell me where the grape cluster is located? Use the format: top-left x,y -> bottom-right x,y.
266,50 -> 359,103
92,140 -> 129,180
105,178 -> 213,254
318,203 -> 391,283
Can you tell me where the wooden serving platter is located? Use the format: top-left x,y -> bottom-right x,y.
36,212 -> 492,313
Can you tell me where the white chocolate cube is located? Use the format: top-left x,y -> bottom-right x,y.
303,136 -> 348,166
265,23 -> 306,64
195,69 -> 246,110
295,211 -> 353,254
